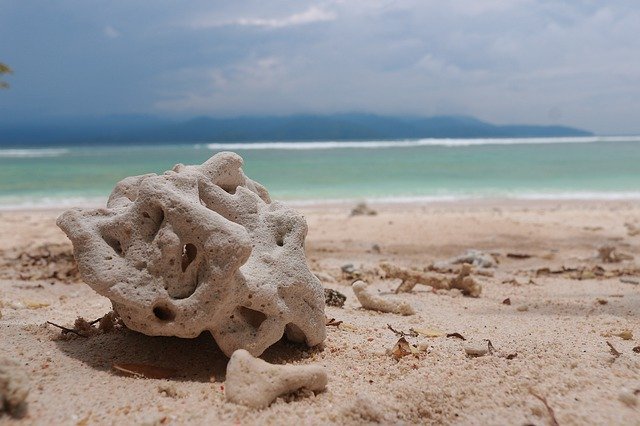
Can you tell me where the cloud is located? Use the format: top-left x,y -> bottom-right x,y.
190,6 -> 336,29
103,25 -> 120,38
3,1 -> 640,133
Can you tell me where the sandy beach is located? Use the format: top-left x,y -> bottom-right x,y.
1,199 -> 639,425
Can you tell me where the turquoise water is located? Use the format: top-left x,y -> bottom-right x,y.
1,137 -> 639,208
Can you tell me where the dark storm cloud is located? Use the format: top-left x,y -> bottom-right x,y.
1,1 -> 639,134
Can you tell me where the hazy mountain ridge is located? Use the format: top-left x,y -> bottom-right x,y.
0,114 -> 592,146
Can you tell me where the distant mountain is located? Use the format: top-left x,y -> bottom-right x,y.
0,113 -> 593,146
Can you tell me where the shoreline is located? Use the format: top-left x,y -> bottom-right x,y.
1,194 -> 639,214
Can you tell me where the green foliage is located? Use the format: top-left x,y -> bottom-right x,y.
0,62 -> 13,89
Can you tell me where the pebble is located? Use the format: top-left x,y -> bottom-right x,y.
464,342 -> 489,357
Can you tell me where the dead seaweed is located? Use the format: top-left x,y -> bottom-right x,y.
47,311 -> 123,338
324,288 -> 347,307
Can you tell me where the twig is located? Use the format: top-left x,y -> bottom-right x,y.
325,318 -> 343,327
529,390 -> 559,426
387,324 -> 418,338
606,341 -> 622,358
88,316 -> 103,326
484,339 -> 496,354
46,321 -> 87,337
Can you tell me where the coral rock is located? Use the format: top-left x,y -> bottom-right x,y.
225,349 -> 328,408
57,152 -> 326,357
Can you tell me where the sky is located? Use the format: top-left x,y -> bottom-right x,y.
1,0 -> 639,134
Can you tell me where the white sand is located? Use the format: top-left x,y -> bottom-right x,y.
0,199 -> 639,424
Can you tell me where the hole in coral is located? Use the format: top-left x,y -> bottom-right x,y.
285,323 -> 306,343
142,208 -> 165,242
219,184 -> 237,195
237,306 -> 267,329
153,304 -> 175,321
276,237 -> 284,247
181,243 -> 197,272
103,235 -> 123,256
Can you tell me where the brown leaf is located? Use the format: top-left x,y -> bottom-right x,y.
24,300 -> 50,309
112,363 -> 177,379
390,337 -> 418,360
446,332 -> 466,340
615,330 -> 633,340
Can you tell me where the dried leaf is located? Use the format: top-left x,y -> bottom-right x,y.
390,337 -> 419,360
24,300 -> 49,309
112,363 -> 177,379
411,327 -> 444,338
446,332 -> 466,340
339,323 -> 358,331
616,330 -> 633,340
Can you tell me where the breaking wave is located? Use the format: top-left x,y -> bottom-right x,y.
206,136 -> 640,151
0,148 -> 70,158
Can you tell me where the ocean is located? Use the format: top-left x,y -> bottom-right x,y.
1,136 -> 639,209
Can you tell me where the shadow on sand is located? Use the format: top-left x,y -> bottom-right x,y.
53,327 -> 321,383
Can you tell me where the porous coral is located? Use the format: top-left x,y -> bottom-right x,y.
57,152 -> 326,357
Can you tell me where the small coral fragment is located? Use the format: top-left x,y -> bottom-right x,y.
225,349 -> 327,409
433,249 -> 496,269
352,281 -> 415,315
350,202 -> 377,216
381,262 -> 481,297
450,264 -> 482,297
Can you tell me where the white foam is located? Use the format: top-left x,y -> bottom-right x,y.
284,191 -> 640,206
1,190 -> 639,210
0,148 -> 70,158
0,195 -> 106,211
206,136 -> 640,151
